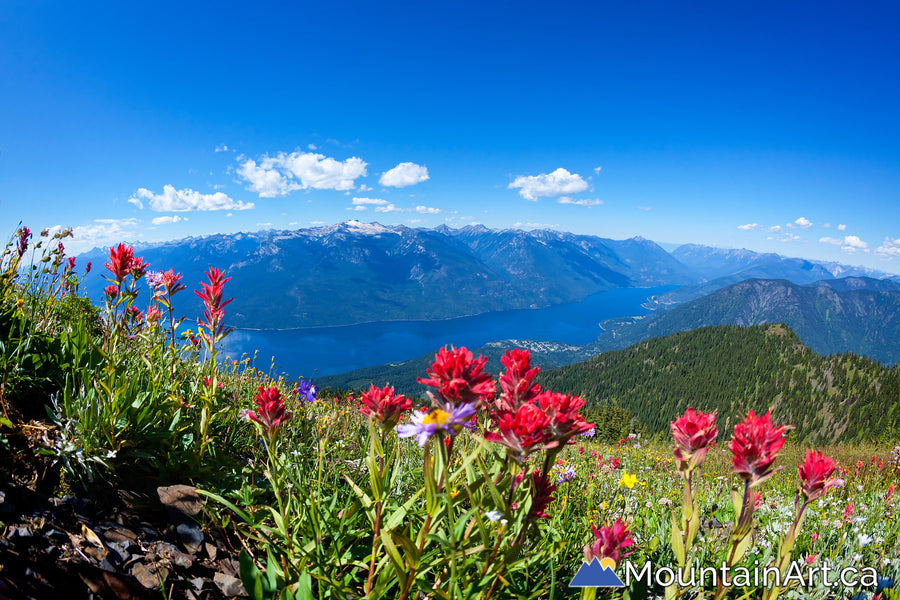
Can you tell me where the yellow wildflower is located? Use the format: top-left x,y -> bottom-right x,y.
619,470 -> 638,489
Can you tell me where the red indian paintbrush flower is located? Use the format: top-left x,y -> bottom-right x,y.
495,348 -> 541,412
358,384 -> 413,430
671,408 -> 718,472
729,410 -> 787,487
484,402 -> 551,461
195,267 -> 233,347
417,346 -> 495,407
527,470 -> 557,520
537,390 -> 593,448
584,519 -> 635,564
105,243 -> 135,283
244,386 -> 292,439
798,450 -> 836,503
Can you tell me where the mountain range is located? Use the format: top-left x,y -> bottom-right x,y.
315,275 -> 900,394
77,221 -> 893,330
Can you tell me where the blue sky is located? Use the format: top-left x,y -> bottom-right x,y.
2,1 -> 899,271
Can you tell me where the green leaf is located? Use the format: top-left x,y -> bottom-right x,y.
239,550 -> 264,600
295,571 -> 312,600
670,510 -> 686,566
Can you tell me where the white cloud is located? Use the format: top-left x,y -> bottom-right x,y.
379,162 -> 430,188
408,219 -> 422,223
637,206 -> 652,211
512,221 -> 558,229
347,205 -> 368,211
307,144 -> 317,150
415,205 -> 441,214
129,185 -> 253,212
557,197 -> 603,207
69,218 -> 140,252
352,197 -> 389,206
738,222 -> 782,232
237,151 -> 368,197
593,166 -> 603,175
822,235 -> 869,254
215,144 -> 230,152
842,235 -> 868,250
151,215 -> 183,225
767,233 -> 801,242
787,217 -> 813,229
837,223 -> 847,231
508,168 -> 588,201
374,203 -> 401,213
875,237 -> 900,258
358,184 -> 372,192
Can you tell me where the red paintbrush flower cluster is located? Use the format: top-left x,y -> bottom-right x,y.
527,471 -> 557,520
798,449 -> 836,504
495,348 -> 541,412
417,346 -> 495,407
244,386 -> 292,439
357,384 -> 413,431
484,402 -> 552,458
584,519 -> 635,564
729,410 -> 787,487
671,408 -> 718,473
485,350 -> 593,462
195,267 -> 233,348
105,243 -> 135,283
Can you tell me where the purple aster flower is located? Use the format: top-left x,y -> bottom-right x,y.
396,402 -> 477,447
295,380 -> 317,403
552,464 -> 577,484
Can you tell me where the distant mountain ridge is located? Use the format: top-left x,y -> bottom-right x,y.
594,276 -> 900,364
77,221 -> 895,331
78,221 -> 693,329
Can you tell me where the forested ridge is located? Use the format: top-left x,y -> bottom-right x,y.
538,324 -> 900,444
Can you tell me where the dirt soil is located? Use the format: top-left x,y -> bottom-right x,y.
0,423 -> 248,600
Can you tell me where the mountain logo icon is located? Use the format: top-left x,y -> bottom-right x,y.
568,557 -> 626,588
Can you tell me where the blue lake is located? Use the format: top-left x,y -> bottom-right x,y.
222,285 -> 676,378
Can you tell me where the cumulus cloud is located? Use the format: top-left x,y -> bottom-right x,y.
352,197 -> 389,206
593,166 -> 603,175
151,215 -> 183,225
508,168 -> 588,201
837,224 -> 847,231
819,237 -> 843,246
215,144 -> 230,152
374,203 -> 401,213
821,234 -> 870,254
129,185 -> 253,212
767,233 -> 801,242
842,235 -> 868,251
875,237 -> 900,258
787,217 -> 813,229
379,162 -> 430,188
68,218 -> 140,252
237,151 -> 368,197
415,205 -> 441,214
738,223 -> 782,232
557,197 -> 603,207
